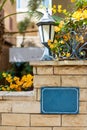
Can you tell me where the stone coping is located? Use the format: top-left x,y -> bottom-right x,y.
0,91 -> 34,96
30,60 -> 87,66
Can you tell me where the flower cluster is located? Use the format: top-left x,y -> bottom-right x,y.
0,72 -> 33,91
48,0 -> 87,59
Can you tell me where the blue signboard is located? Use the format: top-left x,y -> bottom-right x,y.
41,87 -> 79,114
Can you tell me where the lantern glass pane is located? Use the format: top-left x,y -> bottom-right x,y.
51,25 -> 55,41
43,25 -> 49,43
38,26 -> 43,43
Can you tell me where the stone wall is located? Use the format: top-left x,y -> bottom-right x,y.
0,61 -> 87,130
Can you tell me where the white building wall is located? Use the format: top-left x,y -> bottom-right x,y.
16,0 -> 52,47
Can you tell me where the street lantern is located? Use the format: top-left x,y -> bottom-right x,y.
37,9 -> 55,60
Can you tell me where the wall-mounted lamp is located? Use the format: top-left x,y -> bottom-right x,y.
37,9 -> 55,60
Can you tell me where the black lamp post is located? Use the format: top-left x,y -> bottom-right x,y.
37,9 -> 55,60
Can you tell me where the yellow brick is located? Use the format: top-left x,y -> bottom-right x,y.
37,89 -> 40,101
62,115 -> 87,126
53,127 -> 87,130
12,101 -> 40,113
33,67 -> 37,74
2,114 -> 30,126
0,102 -> 11,112
34,75 -> 60,88
17,127 -> 52,130
37,66 -> 53,74
80,89 -> 87,101
54,66 -> 87,75
0,126 -> 16,130
0,115 -> 1,125
62,76 -> 87,88
31,115 -> 61,126
79,102 -> 87,113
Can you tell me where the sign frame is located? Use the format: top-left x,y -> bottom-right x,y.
41,87 -> 79,114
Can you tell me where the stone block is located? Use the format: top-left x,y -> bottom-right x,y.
37,66 -> 53,74
17,127 -> 52,130
31,114 -> 61,126
33,67 -> 37,74
12,101 -> 40,113
53,127 -> 87,130
54,66 -> 87,75
61,76 -> 87,88
37,89 -> 40,101
0,126 -> 16,130
0,102 -> 11,112
34,75 -> 60,88
0,115 -> 2,125
62,115 -> 87,126
2,114 -> 30,126
79,102 -> 87,113
80,89 -> 87,101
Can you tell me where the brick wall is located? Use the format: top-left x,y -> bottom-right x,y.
0,61 -> 87,130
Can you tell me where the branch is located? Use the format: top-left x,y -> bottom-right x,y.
0,11 -> 30,22
4,29 -> 38,35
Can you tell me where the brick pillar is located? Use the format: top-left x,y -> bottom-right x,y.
30,61 -> 87,130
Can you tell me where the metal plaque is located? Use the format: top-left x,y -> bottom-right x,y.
41,87 -> 79,114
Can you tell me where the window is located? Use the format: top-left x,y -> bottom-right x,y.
17,0 -> 20,9
42,0 -> 52,8
16,0 -> 29,9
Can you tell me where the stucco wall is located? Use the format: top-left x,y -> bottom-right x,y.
0,61 -> 87,130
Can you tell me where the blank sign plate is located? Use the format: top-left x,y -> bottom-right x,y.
41,87 -> 79,114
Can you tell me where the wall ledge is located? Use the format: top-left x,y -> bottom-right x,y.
30,60 -> 87,66
0,91 -> 34,96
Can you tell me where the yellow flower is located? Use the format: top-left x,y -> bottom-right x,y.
54,40 -> 57,44
54,26 -> 61,32
58,5 -> 62,10
52,5 -> 57,14
63,35 -> 69,41
60,40 -> 65,44
21,75 -> 27,82
53,5 -> 56,9
76,35 -> 79,41
59,21 -> 64,28
82,9 -> 87,19
2,72 -> 7,77
63,9 -> 67,14
27,74 -> 33,80
58,9 -> 62,13
7,87 -> 10,91
10,84 -> 15,89
2,87 -> 6,91
52,8 -> 57,14
58,5 -> 62,13
49,44 -> 54,49
71,0 -> 76,3
6,77 -> 12,83
79,35 -> 84,43
72,9 -> 82,21
23,81 -> 33,88
14,76 -> 20,81
66,52 -> 71,57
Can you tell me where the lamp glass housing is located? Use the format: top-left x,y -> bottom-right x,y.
38,24 -> 55,46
